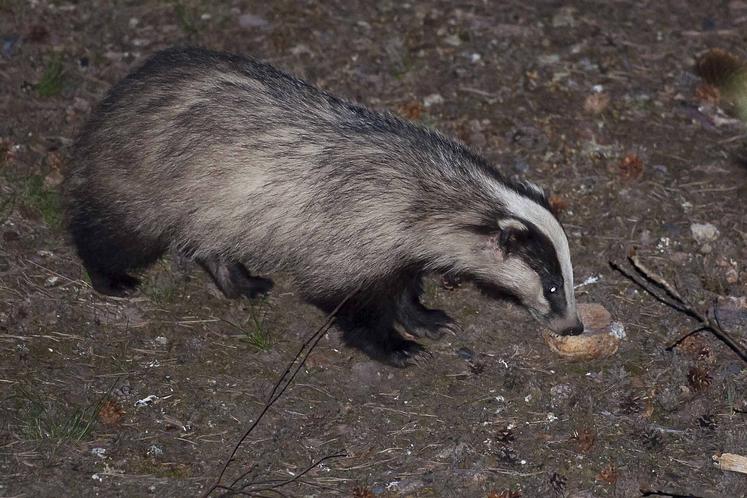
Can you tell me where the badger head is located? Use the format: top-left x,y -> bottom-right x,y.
461,181 -> 584,337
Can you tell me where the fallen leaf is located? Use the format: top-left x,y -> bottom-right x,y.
548,194 -> 569,216
98,399 -> 125,425
617,153 -> 644,181
596,463 -> 618,484
397,100 -> 424,120
583,92 -> 610,114
574,427 -> 596,453
677,334 -> 712,362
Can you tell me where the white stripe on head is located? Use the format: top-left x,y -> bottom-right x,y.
483,176 -> 576,318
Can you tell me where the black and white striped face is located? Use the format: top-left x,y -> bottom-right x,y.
485,183 -> 583,336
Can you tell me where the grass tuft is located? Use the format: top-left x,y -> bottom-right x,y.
238,298 -> 272,351
36,56 -> 65,97
14,386 -> 106,443
174,3 -> 198,36
23,174 -> 62,228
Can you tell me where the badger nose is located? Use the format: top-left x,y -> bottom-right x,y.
559,320 -> 584,336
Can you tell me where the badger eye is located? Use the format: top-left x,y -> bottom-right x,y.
549,286 -> 557,294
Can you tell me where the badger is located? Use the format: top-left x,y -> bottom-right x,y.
64,47 -> 584,367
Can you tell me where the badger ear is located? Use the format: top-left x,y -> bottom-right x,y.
496,218 -> 528,253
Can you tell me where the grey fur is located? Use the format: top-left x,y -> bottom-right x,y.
64,47 -> 582,365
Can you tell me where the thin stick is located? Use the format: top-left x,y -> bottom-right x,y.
240,452 -> 347,493
628,255 -> 700,321
640,489 -> 705,498
665,326 -> 709,351
204,287 -> 360,498
608,260 -> 689,313
609,259 -> 747,364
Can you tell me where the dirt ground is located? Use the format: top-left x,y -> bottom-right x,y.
1,1 -> 747,497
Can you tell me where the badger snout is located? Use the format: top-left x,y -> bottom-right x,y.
548,315 -> 584,336
558,320 -> 584,336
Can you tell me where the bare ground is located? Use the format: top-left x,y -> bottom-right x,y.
1,1 -> 747,497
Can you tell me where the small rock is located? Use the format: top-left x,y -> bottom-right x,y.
436,442 -> 471,460
725,268 -> 739,284
653,164 -> 669,175
113,384 -> 132,398
2,35 -> 19,58
135,394 -> 159,407
146,444 -> 163,458
289,43 -> 312,56
154,336 -> 168,346
609,322 -> 626,339
456,346 -> 474,360
537,53 -> 560,65
238,13 -> 269,29
639,229 -> 653,246
443,34 -> 462,47
423,93 -> 444,108
91,447 -> 107,458
44,276 -> 61,287
552,7 -> 576,27
550,383 -> 573,407
691,223 -> 719,244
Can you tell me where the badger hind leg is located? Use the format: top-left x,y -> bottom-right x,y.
197,258 -> 273,299
395,277 -> 460,340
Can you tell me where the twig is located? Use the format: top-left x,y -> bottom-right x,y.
609,257 -> 747,364
640,489 -> 705,498
665,326 -> 709,350
204,286 -> 360,498
608,260 -> 689,314
629,255 -> 689,312
238,452 -> 347,494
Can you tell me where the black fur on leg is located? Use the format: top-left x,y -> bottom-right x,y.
197,258 -> 273,299
316,287 -> 431,368
395,276 -> 461,340
88,270 -> 140,297
68,203 -> 164,296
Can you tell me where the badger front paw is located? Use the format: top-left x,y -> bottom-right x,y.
387,339 -> 433,368
399,308 -> 461,341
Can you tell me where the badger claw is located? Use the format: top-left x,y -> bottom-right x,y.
399,308 -> 460,341
387,340 -> 432,368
